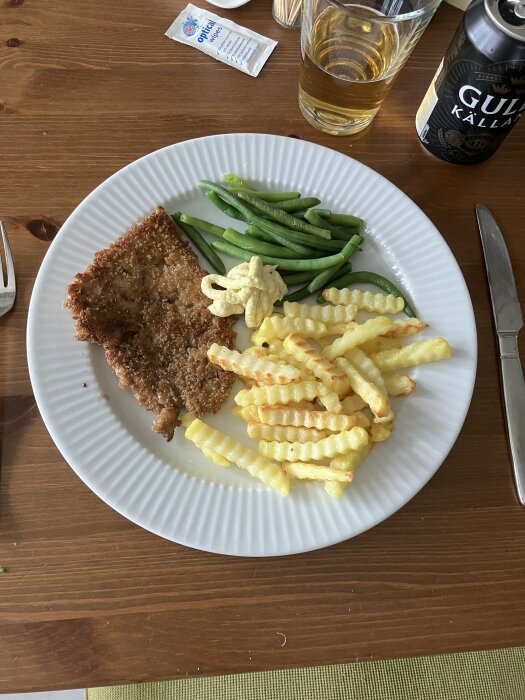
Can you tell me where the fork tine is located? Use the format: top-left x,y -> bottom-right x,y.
0,221 -> 15,290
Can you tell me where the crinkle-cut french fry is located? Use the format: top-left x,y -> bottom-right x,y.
318,391 -> 343,413
231,404 -> 260,423
344,347 -> 387,395
369,421 -> 394,442
208,343 -> 301,385
383,373 -> 416,396
266,339 -> 285,354
259,426 -> 368,461
334,357 -> 390,419
257,406 -> 358,432
324,482 -> 347,498
257,315 -> 328,341
262,352 -> 316,382
242,346 -> 269,358
283,301 -> 358,324
323,317 -> 396,360
185,418 -> 289,496
351,411 -> 372,429
235,381 -> 329,407
322,287 -> 405,314
383,318 -> 429,338
340,394 -> 367,413
181,412 -> 197,428
371,337 -> 452,372
323,322 -> 357,336
330,442 -> 371,471
201,446 -> 231,467
247,422 -> 328,443
283,462 -> 354,482
359,336 -> 402,355
283,333 -> 349,394
374,408 -> 394,424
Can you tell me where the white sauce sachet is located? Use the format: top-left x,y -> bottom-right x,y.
165,4 -> 277,78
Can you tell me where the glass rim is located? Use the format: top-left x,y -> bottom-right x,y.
323,0 -> 443,23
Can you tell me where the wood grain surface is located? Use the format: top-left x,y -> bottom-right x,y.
1,0 -> 525,692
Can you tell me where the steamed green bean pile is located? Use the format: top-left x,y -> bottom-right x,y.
172,174 -> 415,316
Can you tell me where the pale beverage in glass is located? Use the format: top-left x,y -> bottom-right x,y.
299,0 -> 442,135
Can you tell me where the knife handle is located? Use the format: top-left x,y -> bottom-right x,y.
499,334 -> 525,507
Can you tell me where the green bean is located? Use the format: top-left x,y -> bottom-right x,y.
330,227 -> 362,241
223,228 -> 302,259
307,235 -> 361,293
316,270 -> 416,317
254,222 -> 318,256
281,270 -> 319,286
236,192 -> 332,240
179,214 -> 226,238
211,240 -> 346,271
223,174 -> 256,190
306,209 -> 361,241
327,212 -> 364,228
304,208 -> 330,229
205,192 -> 247,222
172,213 -> 225,275
230,189 -> 300,202
199,181 -> 338,253
274,197 -> 321,212
248,223 -> 345,252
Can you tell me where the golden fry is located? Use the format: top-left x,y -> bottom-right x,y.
340,394 -> 367,413
201,446 -> 231,467
283,462 -> 354,482
323,317 -> 395,360
318,391 -> 343,413
359,336 -> 402,355
185,418 -> 289,496
257,315 -> 328,340
283,333 -> 349,394
324,482 -> 347,498
259,426 -> 369,461
383,318 -> 428,338
322,287 -> 405,314
369,421 -> 394,442
283,301 -> 358,323
334,356 -> 390,419
257,406 -> 357,431
234,380 -> 329,407
231,404 -> 260,423
371,337 -> 452,372
330,442 -> 371,471
383,373 -> 416,396
208,343 -> 300,385
344,347 -> 387,395
247,422 -> 328,442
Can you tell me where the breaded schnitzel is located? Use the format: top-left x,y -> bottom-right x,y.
65,206 -> 236,440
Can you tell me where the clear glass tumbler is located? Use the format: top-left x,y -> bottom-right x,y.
299,0 -> 442,135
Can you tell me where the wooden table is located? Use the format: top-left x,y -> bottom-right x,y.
1,0 -> 525,692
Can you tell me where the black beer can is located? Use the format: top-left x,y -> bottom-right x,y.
416,0 -> 525,164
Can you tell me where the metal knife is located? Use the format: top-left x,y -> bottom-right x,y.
476,203 -> 525,507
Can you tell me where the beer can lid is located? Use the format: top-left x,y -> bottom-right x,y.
485,0 -> 525,41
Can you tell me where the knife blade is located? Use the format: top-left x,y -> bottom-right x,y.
476,203 -> 525,507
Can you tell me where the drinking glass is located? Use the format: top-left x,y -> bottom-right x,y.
299,0 -> 442,135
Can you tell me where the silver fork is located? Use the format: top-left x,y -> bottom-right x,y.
0,221 -> 16,317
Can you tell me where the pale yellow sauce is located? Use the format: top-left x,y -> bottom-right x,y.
201,256 -> 287,329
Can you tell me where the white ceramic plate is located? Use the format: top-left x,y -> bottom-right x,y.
27,134 -> 477,557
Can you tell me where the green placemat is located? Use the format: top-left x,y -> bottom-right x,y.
87,646 -> 525,700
